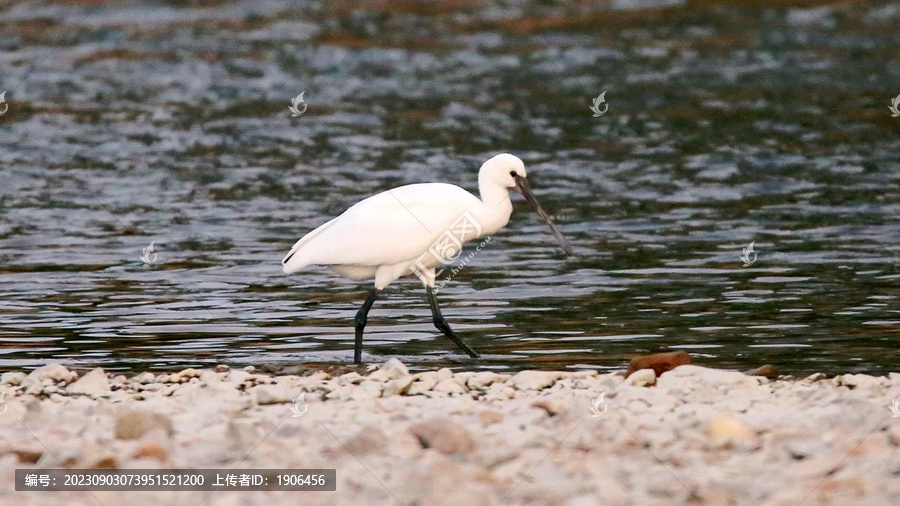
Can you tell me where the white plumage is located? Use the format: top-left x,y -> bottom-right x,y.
281,153 -> 571,363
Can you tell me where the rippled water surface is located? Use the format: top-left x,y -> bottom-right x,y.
1,0 -> 898,375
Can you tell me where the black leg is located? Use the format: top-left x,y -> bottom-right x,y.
354,288 -> 379,363
426,286 -> 479,358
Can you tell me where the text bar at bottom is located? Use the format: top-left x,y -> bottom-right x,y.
16,469 -> 336,491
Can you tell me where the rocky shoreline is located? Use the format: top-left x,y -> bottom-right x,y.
2,362 -> 899,505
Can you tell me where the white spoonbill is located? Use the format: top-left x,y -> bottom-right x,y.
282,153 -> 572,363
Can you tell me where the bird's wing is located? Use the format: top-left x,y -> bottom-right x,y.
282,183 -> 482,273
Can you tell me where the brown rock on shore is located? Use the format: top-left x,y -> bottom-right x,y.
625,350 -> 692,377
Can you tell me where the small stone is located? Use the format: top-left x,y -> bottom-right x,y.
479,410 -> 504,426
625,351 -> 692,377
348,380 -> 383,401
657,365 -> 761,390
409,419 -> 475,455
297,371 -> 330,387
508,370 -> 566,390
214,364 -> 230,373
134,372 -> 156,384
0,372 -> 26,386
367,358 -> 410,382
22,364 -> 78,393
806,372 -> 827,382
484,383 -> 517,401
10,447 -> 43,464
433,378 -> 467,395
115,412 -> 174,440
31,363 -> 78,382
254,385 -> 294,405
841,374 -> 881,389
87,455 -> 119,469
467,372 -> 508,389
244,365 -> 256,372
708,416 -> 754,440
344,426 -> 387,455
531,399 -> 566,417
436,368 -> 453,381
623,368 -> 656,387
133,442 -> 168,461
785,439 -> 823,460
744,365 -> 779,379
67,368 -> 111,397
408,373 -> 439,396
382,376 -> 414,398
179,368 -> 200,379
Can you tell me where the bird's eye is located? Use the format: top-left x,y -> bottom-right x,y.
510,170 -> 518,177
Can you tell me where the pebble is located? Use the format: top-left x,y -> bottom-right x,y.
67,367 -> 111,397
134,372 -> 157,384
623,368 -> 656,387
254,384 -> 295,405
625,351 -> 692,377
344,426 -> 388,455
433,378 -> 467,395
28,364 -> 78,383
508,370 -> 566,390
839,374 -> 882,389
409,419 -> 475,455
745,364 -> 779,379
382,376 -> 415,398
467,372 -> 509,389
21,364 -> 78,394
708,416 -> 754,440
657,365 -> 762,390
408,374 -> 439,396
115,412 -> 174,440
479,410 -> 504,426
531,399 -> 566,416
133,442 -> 168,461
367,358 -> 410,382
0,372 -> 26,386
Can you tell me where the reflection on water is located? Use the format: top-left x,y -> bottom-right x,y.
0,0 -> 898,375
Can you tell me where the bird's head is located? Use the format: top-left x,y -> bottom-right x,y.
479,153 -> 573,255
480,153 -> 527,189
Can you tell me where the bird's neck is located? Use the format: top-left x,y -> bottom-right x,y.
476,177 -> 514,235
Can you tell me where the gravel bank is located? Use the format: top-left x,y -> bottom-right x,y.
2,362 -> 899,505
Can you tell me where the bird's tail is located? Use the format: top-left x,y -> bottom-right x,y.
281,217 -> 338,274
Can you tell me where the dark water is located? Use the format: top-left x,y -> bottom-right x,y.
1,0 -> 898,375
